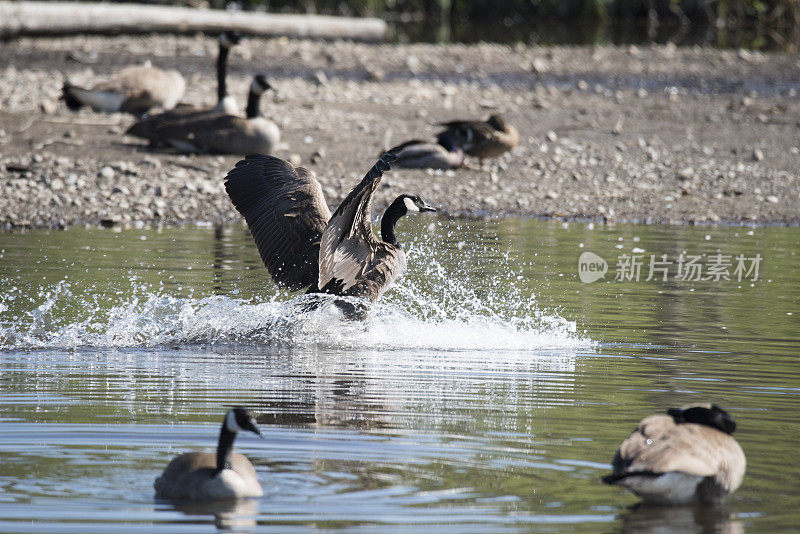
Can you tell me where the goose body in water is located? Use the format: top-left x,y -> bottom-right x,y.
436,114 -> 519,166
392,138 -> 465,170
603,404 -> 746,504
154,408 -> 263,501
224,148 -> 436,304
145,75 -> 280,154
127,31 -> 243,143
62,62 -> 185,115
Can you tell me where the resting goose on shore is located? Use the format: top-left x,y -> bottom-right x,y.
603,404 -> 746,505
154,408 -> 263,501
224,148 -> 436,304
127,31 -> 243,143
391,138 -> 465,170
62,62 -> 185,115
148,74 -> 280,154
436,114 -> 519,167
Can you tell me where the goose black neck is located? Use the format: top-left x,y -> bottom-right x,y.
216,45 -> 230,104
215,425 -> 236,474
381,199 -> 406,246
246,89 -> 261,119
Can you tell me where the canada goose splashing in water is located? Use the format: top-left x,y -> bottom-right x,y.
603,404 -> 746,505
154,408 -> 263,501
224,148 -> 436,307
127,31 -> 243,143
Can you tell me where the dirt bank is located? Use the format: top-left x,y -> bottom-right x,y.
1,34 -> 799,228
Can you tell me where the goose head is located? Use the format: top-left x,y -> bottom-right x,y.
219,30 -> 244,48
251,75 -> 273,96
398,194 -> 436,214
381,194 -> 436,246
245,75 -> 275,119
487,114 -> 508,131
224,407 -> 262,436
667,404 -> 736,434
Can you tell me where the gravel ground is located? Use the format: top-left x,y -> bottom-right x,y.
1,34 -> 799,229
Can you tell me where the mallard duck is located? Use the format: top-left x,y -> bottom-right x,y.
436,113 -> 519,167
154,408 -> 263,501
62,62 -> 185,115
224,147 -> 436,305
127,31 -> 243,143
603,404 -> 746,505
146,75 -> 280,154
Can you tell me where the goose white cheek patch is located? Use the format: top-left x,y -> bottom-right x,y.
225,410 -> 243,432
403,197 -> 420,212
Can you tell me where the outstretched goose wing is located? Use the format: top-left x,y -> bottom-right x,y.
224,154 -> 331,291
317,149 -> 399,295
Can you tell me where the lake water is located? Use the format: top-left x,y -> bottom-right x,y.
0,218 -> 798,532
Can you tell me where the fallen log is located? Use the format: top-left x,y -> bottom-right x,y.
0,1 -> 387,42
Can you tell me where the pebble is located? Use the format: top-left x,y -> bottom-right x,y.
40,100 -> 58,115
405,55 -> 420,74
98,166 -> 115,179
311,148 -> 326,164
313,70 -> 328,86
752,148 -> 764,162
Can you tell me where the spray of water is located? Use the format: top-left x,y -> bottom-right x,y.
0,227 -> 593,352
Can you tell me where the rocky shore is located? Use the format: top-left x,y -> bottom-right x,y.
1,34 -> 799,229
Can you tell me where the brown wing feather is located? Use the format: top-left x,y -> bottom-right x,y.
153,112 -> 237,150
225,155 -> 331,291
127,106 -> 214,141
318,149 -> 400,295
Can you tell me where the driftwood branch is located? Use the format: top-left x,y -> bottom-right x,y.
0,1 -> 387,42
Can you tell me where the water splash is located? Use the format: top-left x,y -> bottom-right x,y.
0,280 -> 588,351
0,226 -> 592,352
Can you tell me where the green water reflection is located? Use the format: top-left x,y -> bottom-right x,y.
0,219 -> 798,532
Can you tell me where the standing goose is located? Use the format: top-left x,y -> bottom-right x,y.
391,138 -> 465,170
436,113 -> 519,167
154,408 -> 263,501
603,404 -> 746,505
62,62 -> 185,115
127,31 -> 243,143
211,30 -> 245,116
224,148 -> 436,303
148,75 -> 280,154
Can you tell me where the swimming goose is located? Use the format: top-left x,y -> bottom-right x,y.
126,31 -> 243,143
154,408 -> 263,501
436,114 -> 519,167
148,75 -> 280,154
603,404 -> 746,505
391,138 -> 465,170
62,62 -> 185,115
224,148 -> 436,303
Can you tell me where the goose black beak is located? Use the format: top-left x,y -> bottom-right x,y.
245,420 -> 263,437
420,202 -> 436,213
